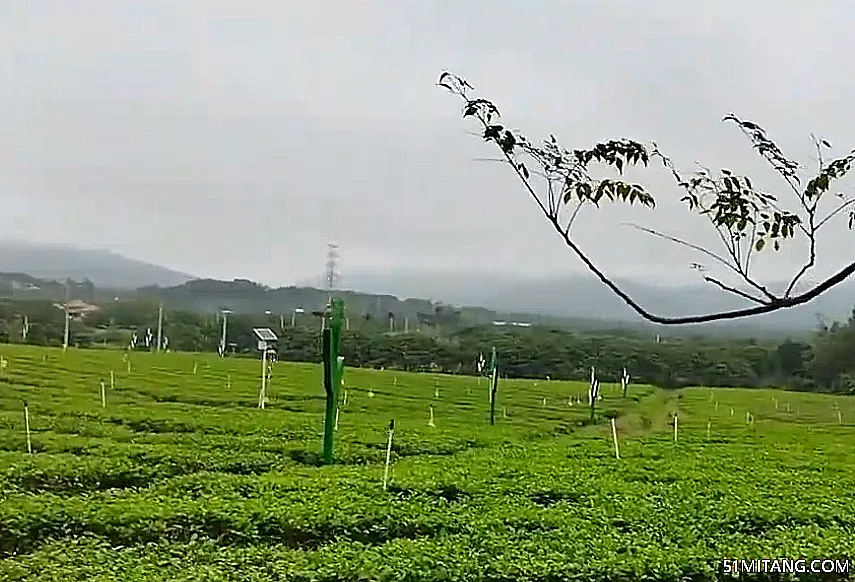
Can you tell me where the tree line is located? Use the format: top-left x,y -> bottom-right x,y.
0,298 -> 852,393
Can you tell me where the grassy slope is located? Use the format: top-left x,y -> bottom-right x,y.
0,345 -> 853,581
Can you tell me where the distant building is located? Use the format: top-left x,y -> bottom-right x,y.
53,300 -> 100,320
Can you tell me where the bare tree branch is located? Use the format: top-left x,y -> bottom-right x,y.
817,197 -> 855,230
564,200 -> 584,236
623,223 -> 734,271
703,276 -> 767,305
623,223 -> 776,303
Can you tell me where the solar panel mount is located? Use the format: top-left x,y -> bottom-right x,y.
252,328 -> 278,342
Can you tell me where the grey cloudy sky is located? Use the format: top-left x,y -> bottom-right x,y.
1,0 -> 853,289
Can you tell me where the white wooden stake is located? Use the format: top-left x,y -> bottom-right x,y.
706,420 -> 711,439
100,381 -> 106,408
673,415 -> 678,442
110,371 -> 115,391
382,420 -> 395,490
838,410 -> 842,424
334,407 -> 340,430
714,401 -> 719,412
343,390 -> 348,406
434,387 -> 439,399
227,374 -> 231,389
502,406 -> 507,418
730,407 -> 734,417
393,376 -> 397,387
611,418 -> 620,459
193,362 -> 198,375
428,406 -> 435,428
542,397 -> 547,407
24,403 -> 32,454
127,359 -> 131,373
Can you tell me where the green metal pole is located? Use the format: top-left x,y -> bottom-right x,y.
322,299 -> 345,464
489,347 -> 499,426
322,329 -> 335,463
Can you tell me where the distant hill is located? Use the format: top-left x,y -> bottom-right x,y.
1,237 -> 851,336
138,276 -> 828,339
341,270 -> 855,333
0,241 -> 195,289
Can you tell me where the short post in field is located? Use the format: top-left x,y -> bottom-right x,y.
23,402 -> 32,454
100,380 -> 106,408
673,414 -> 678,442
706,419 -> 711,439
383,419 -> 395,490
589,368 -> 600,421
334,407 -> 340,430
428,405 -> 436,428
611,418 -> 620,459
110,371 -> 115,392
620,367 -> 630,398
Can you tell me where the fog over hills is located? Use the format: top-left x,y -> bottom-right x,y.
337,270 -> 854,332
2,240 -> 851,332
0,241 -> 194,289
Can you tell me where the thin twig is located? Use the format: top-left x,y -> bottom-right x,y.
816,197 -> 855,230
704,277 -> 767,305
563,200 -> 584,235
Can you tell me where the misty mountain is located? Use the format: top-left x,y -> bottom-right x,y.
340,270 -> 855,332
0,241 -> 195,289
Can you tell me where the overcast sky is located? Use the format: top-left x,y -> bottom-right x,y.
1,0 -> 853,289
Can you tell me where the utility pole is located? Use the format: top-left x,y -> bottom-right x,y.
219,310 -> 230,357
155,302 -> 163,353
62,280 -> 70,351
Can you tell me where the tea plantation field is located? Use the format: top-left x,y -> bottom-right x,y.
1,345 -> 854,581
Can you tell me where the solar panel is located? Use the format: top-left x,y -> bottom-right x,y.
252,328 -> 278,342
